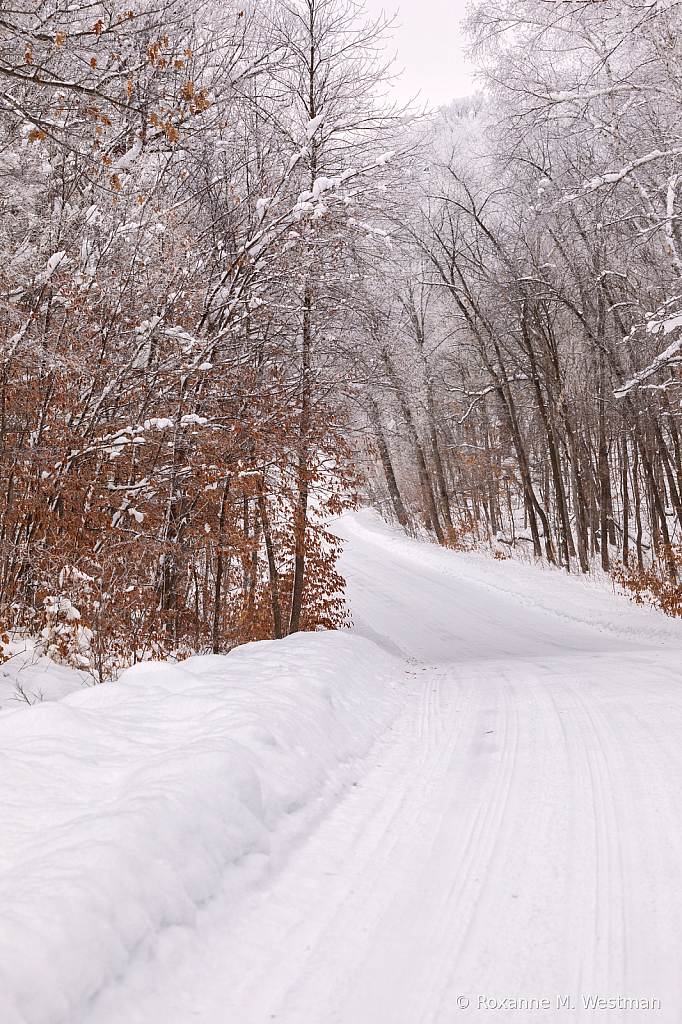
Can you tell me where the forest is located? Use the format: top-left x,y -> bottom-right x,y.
3,0 -> 682,678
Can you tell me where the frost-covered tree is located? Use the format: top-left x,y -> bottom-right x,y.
0,0 -> 404,672
354,0 -> 682,607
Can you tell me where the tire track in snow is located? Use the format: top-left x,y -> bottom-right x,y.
554,660 -> 682,1019
412,668 -> 522,1024
567,683 -> 628,1005
78,515 -> 682,1024
320,663 -> 523,1024
84,669 -> 459,1024
277,667 -> 478,1024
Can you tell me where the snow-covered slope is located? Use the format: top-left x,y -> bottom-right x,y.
340,508 -> 682,654
3,509 -> 682,1024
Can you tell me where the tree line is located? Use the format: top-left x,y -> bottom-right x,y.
361,0 -> 682,617
7,0 -> 682,677
0,0 -> 401,677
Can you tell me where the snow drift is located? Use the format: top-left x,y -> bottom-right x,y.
0,632 -> 400,1024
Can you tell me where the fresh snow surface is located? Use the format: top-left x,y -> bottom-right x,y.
4,509 -> 682,1023
0,642 -> 89,708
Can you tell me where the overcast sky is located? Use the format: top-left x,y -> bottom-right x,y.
360,0 -> 479,110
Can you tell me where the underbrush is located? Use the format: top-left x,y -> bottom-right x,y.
612,548 -> 682,618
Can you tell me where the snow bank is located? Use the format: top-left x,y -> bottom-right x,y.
337,509 -> 682,646
0,632 -> 401,1024
0,644 -> 88,709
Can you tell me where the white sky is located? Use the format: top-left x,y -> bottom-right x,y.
360,0 -> 479,110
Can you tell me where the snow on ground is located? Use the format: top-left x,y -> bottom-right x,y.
0,641 -> 89,709
0,632 -> 400,1024
3,509 -> 682,1024
341,508 -> 682,652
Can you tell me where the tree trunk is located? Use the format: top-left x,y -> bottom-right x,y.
212,474 -> 231,654
532,374 -> 573,570
289,287 -> 313,634
491,358 -> 551,561
367,398 -> 411,531
621,433 -> 630,567
638,436 -> 676,579
654,421 -> 682,531
426,397 -> 454,534
633,442 -> 644,571
382,350 -> 445,544
257,487 -> 283,640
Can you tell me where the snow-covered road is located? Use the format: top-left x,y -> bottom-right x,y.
5,511 -> 682,1024
68,510 -> 682,1024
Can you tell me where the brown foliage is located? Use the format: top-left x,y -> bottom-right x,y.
612,549 -> 682,618
0,255 -> 357,680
